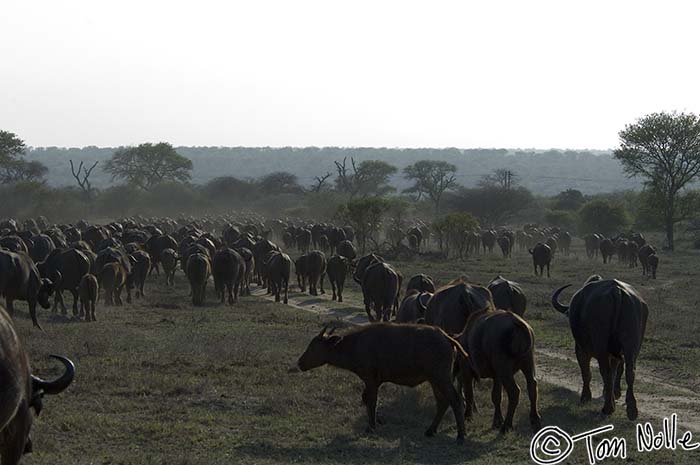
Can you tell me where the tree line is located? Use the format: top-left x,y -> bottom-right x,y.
3,111 -> 700,250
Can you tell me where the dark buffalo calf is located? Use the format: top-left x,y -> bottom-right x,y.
297,324 -> 473,441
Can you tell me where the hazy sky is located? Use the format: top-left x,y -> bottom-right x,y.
1,0 -> 698,149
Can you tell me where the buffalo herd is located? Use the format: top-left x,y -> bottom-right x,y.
0,214 -> 657,459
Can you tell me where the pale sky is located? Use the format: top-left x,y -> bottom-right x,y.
1,0 -> 698,149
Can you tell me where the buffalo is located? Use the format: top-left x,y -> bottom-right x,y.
424,279 -> 493,335
488,276 -> 527,316
457,309 -> 540,433
297,324 -> 473,442
186,253 -> 211,306
326,255 -> 349,302
529,243 -> 552,277
212,248 -> 245,305
0,250 -> 54,328
0,305 -> 75,464
552,276 -> 648,420
79,273 -> 99,321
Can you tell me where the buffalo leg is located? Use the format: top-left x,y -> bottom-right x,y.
364,299 -> 374,322
575,344 -> 592,403
491,379 -> 503,429
598,353 -> 615,415
71,289 -> 79,316
522,357 -> 542,430
501,375 -> 521,433
613,357 -> 624,399
425,382 -> 449,438
283,278 -> 289,304
330,279 -> 337,301
624,350 -> 638,420
91,300 -> 96,321
337,281 -> 343,302
320,273 -> 325,294
546,263 -> 550,278
227,282 -> 234,305
362,382 -> 379,432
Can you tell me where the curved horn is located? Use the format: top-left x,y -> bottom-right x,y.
31,355 -> 75,395
551,285 -> 572,315
317,326 -> 328,338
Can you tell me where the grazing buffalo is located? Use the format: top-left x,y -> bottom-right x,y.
297,324 -> 473,442
424,280 -> 493,335
186,253 -> 211,306
36,248 -> 90,316
79,273 -> 98,321
326,255 -> 349,302
488,276 -> 527,316
0,250 -> 54,328
457,309 -> 541,433
552,276 -> 648,420
529,243 -> 552,277
0,305 -> 75,464
212,248 -> 245,305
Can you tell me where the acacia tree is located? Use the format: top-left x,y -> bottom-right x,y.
104,142 -> 192,191
334,157 -> 397,198
403,160 -> 457,213
615,112 -> 700,250
0,130 -> 48,183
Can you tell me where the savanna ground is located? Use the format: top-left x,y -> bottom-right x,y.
14,234 -> 700,465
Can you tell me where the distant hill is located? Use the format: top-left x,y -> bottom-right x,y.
26,146 -> 641,196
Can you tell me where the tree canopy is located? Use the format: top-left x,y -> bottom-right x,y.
335,197 -> 389,252
104,142 -> 192,191
615,111 -> 700,249
0,130 -> 48,183
334,158 -> 397,198
403,160 -> 457,213
578,199 -> 630,236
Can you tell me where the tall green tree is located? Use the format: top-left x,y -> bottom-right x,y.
403,160 -> 457,213
615,112 -> 700,250
0,130 -> 48,183
104,142 -> 192,191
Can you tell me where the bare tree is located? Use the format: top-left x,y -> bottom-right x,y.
311,172 -> 332,193
70,159 -> 99,200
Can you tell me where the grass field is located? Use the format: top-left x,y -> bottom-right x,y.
13,235 -> 700,465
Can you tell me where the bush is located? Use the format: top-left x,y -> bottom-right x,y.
578,200 -> 630,236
